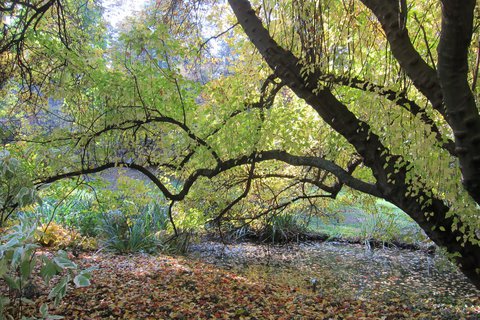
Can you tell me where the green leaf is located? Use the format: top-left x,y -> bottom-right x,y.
20,256 -> 36,280
0,258 -> 7,278
11,247 -> 23,268
20,297 -> 35,305
48,276 -> 69,303
40,259 -> 60,284
0,296 -> 11,311
73,274 -> 90,287
3,237 -> 19,249
53,257 -> 77,270
80,266 -> 97,275
40,303 -> 48,317
3,274 -> 20,290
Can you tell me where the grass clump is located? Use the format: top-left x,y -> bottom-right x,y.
257,213 -> 309,244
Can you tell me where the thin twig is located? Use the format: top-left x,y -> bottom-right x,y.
197,23 -> 239,53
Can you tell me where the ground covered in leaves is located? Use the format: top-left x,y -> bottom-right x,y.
4,242 -> 480,319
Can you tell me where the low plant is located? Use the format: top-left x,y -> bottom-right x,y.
360,212 -> 399,244
35,222 -> 77,248
0,215 -> 94,319
34,222 -> 97,254
258,214 -> 309,244
158,230 -> 193,255
226,224 -> 254,242
98,210 -> 160,254
33,189 -> 101,238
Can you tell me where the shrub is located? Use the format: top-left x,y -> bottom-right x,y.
0,215 -> 94,319
142,202 -> 170,232
226,224 -> 255,242
33,189 -> 101,237
36,222 -> 77,248
35,221 -> 97,253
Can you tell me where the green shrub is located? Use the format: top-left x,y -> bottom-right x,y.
227,224 -> 254,241
96,200 -> 198,255
142,202 -> 170,232
359,206 -> 426,245
360,212 -> 399,243
98,210 -> 160,254
0,215 -> 94,319
34,189 -> 101,237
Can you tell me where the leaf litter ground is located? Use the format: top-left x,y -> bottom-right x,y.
6,242 -> 480,319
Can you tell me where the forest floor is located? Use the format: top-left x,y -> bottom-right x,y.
4,241 -> 480,319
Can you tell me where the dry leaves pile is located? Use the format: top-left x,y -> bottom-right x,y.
8,250 -> 477,320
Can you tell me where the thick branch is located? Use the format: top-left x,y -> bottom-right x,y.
437,0 -> 480,204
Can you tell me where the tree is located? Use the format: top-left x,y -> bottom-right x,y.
226,0 -> 480,287
1,0 -> 479,290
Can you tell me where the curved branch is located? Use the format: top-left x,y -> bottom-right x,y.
81,114 -> 222,164
34,150 -> 381,201
212,161 -> 256,224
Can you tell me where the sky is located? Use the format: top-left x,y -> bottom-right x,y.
100,0 -> 225,56
102,0 -> 149,27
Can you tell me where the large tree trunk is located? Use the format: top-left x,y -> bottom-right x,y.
228,0 -> 480,289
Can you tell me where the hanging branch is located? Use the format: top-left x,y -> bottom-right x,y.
210,161 -> 256,225
168,200 -> 178,237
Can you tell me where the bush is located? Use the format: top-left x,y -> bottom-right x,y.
35,221 -> 97,252
36,222 -> 78,247
226,224 -> 255,242
158,230 -> 193,255
359,204 -> 426,246
0,215 -> 94,319
142,202 -> 170,232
